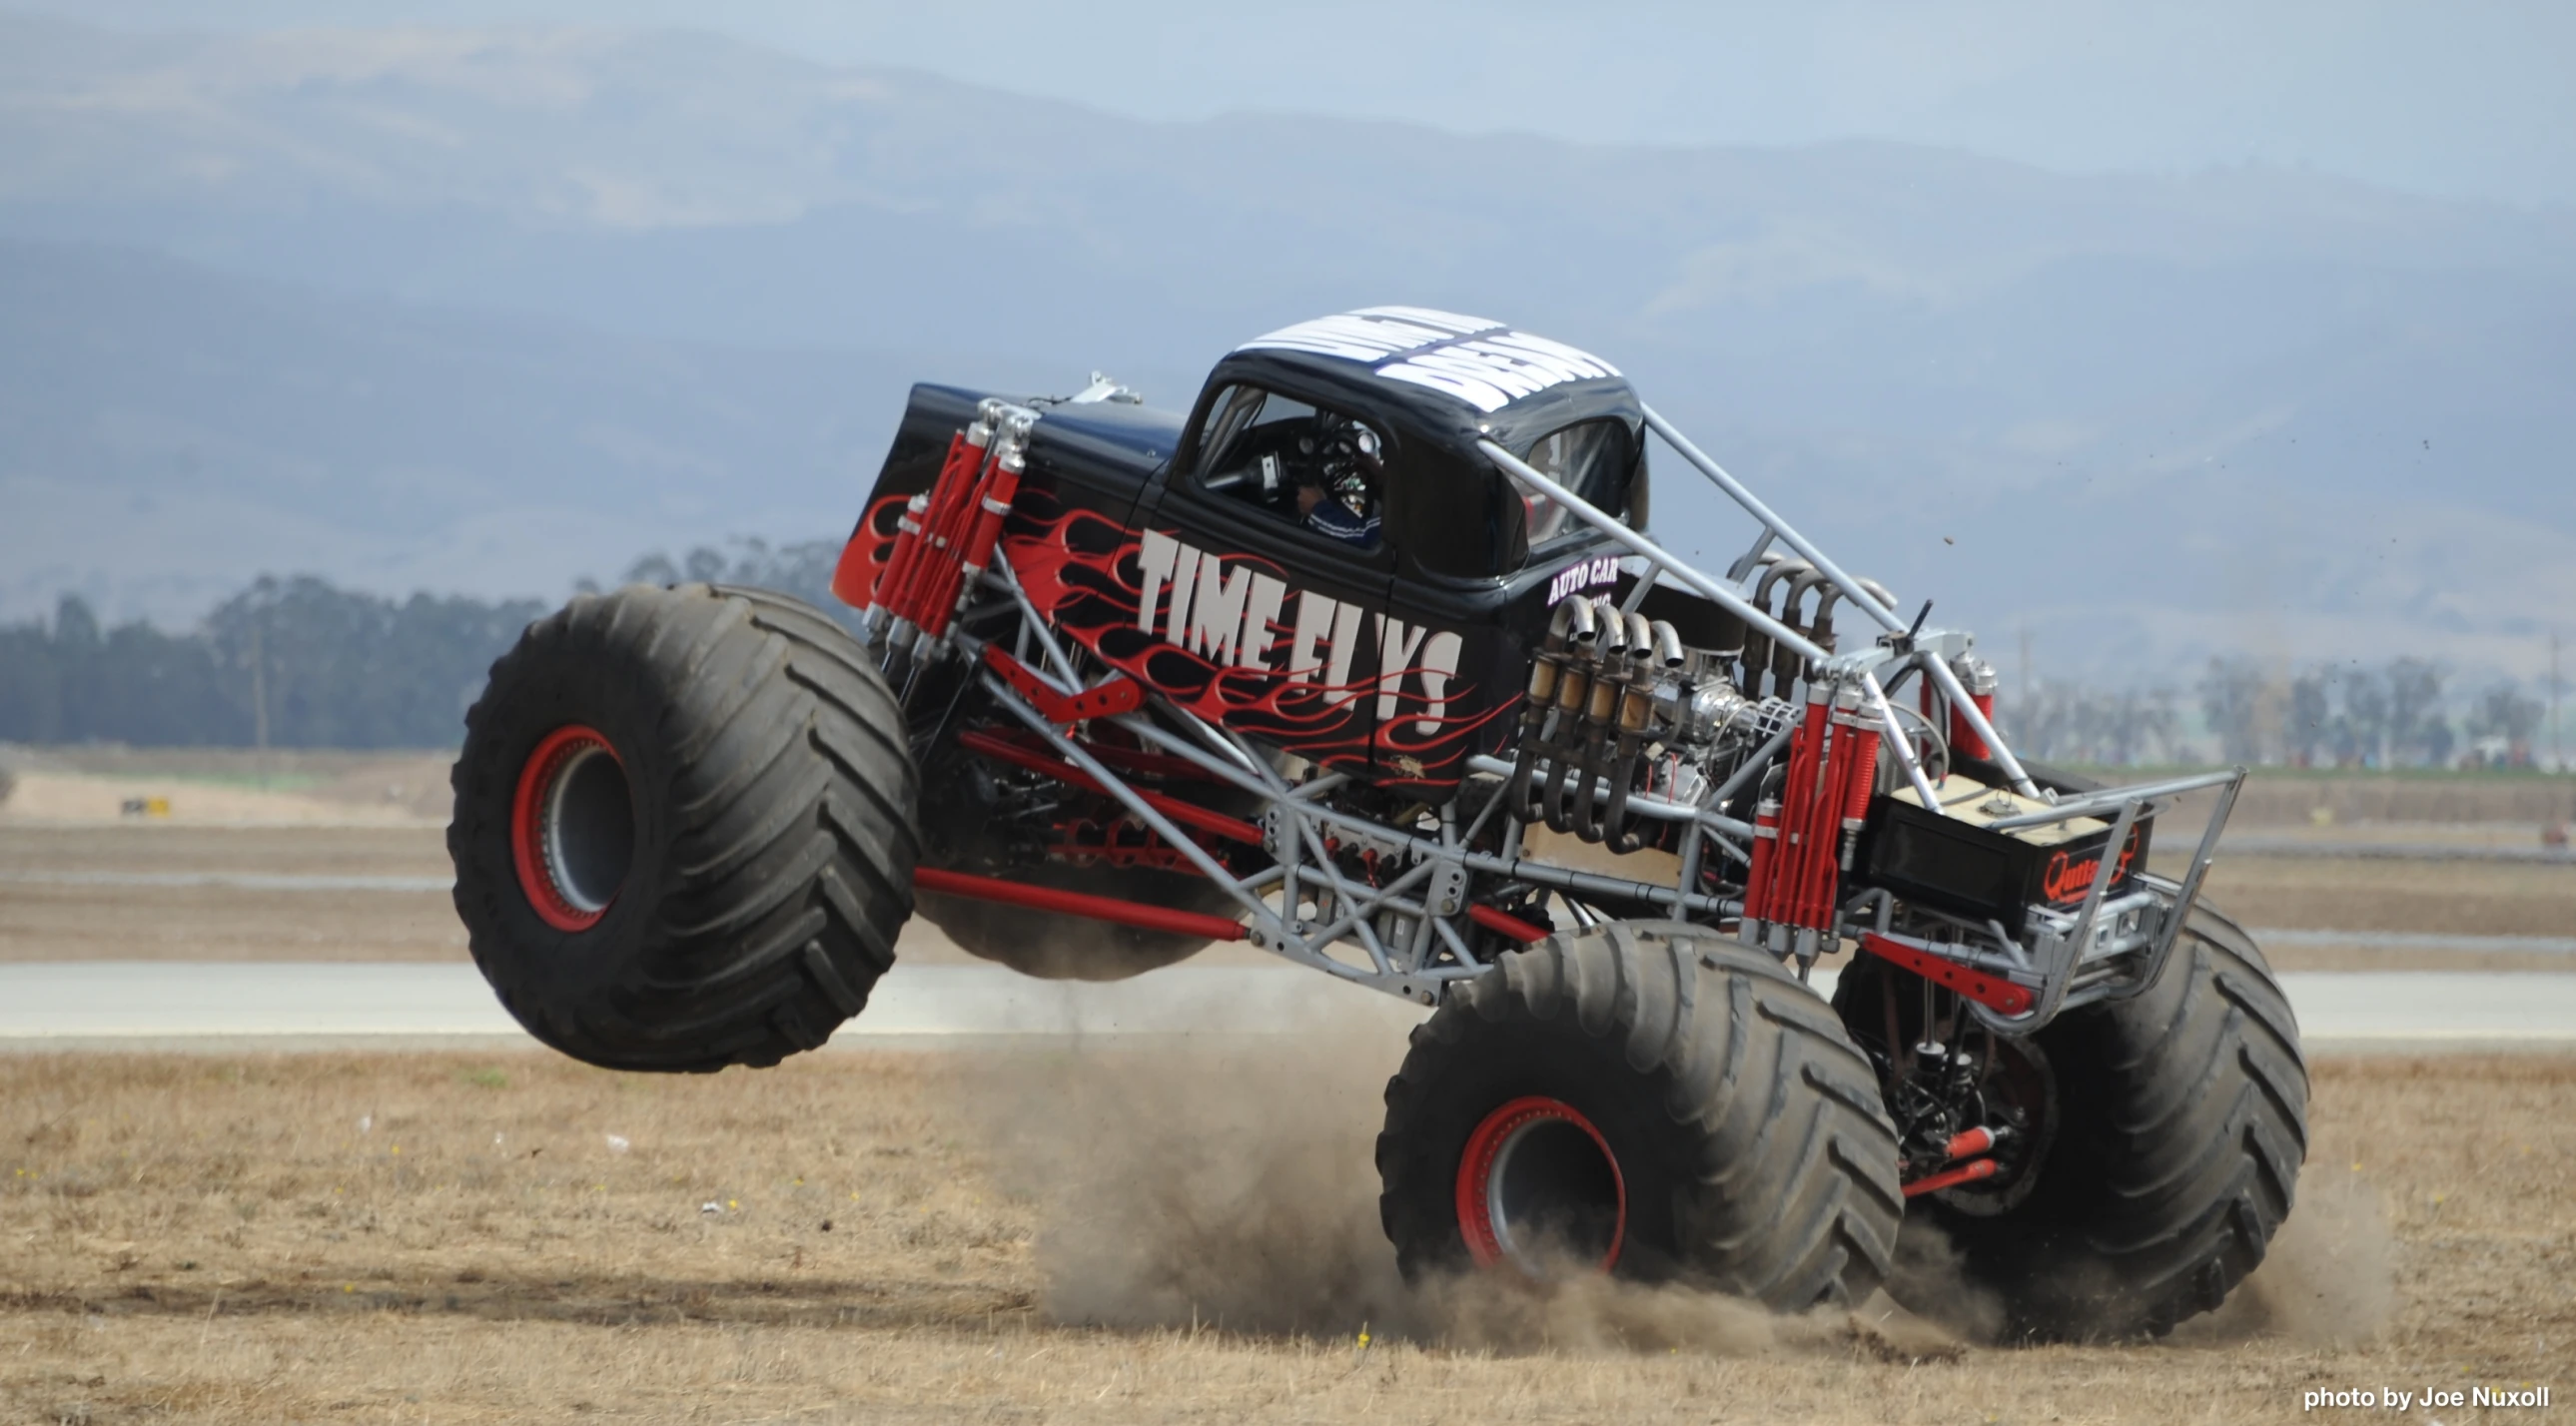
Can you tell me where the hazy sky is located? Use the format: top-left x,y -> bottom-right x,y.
21,0 -> 2575,208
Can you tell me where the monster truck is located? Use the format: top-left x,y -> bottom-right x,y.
450,307 -> 2305,1337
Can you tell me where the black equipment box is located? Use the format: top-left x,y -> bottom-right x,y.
1858,781 -> 2151,927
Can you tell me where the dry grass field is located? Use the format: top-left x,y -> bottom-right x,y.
1,1042 -> 2568,1426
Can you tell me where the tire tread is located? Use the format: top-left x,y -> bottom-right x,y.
1376,923 -> 1901,1309
449,583 -> 918,1072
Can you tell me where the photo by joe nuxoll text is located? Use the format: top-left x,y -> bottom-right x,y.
2304,1385 -> 2551,1412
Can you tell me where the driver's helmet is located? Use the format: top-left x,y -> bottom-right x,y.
1301,415 -> 1382,516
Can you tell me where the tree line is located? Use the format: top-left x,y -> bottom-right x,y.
2,547 -> 2561,765
2194,656 -> 2554,770
0,540 -> 843,750
1994,658 -> 2558,771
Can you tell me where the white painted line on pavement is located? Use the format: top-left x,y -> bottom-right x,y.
2251,928 -> 2576,956
0,963 -> 2568,1049
1,871 -> 452,893
0,962 -> 1426,1045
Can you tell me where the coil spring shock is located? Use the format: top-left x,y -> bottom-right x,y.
858,399 -> 1037,673
1741,674 -> 1884,963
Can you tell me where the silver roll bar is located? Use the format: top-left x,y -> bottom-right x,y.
1982,768 -> 2244,831
1477,439 -> 1829,666
1919,648 -> 2042,799
1640,404 -> 1906,633
1860,671 -> 1945,814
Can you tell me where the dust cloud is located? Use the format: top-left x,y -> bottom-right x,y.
2178,1165 -> 2395,1348
957,1032 -> 1411,1338
948,1034 -> 2385,1356
946,1033 -> 1947,1358
1880,1216 -> 2007,1344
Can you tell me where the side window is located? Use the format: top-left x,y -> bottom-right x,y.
1509,419 -> 1636,556
1384,441 -> 1519,579
1195,384 -> 1385,552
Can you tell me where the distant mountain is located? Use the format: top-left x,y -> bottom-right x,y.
0,238 -> 1096,624
3,13 -> 2571,682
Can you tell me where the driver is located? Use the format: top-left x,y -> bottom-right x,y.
1293,418 -> 1383,549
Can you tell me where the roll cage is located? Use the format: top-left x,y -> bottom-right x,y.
851,331 -> 2243,1035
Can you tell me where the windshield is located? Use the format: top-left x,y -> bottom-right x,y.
1510,419 -> 1632,548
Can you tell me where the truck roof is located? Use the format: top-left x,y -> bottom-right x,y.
1207,307 -> 1644,459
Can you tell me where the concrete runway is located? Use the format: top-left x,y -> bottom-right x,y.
12,867 -> 2569,956
2,961 -> 2568,1051
0,962 -> 1430,1048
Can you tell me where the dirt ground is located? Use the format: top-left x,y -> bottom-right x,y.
0,1044 -> 2565,1425
11,825 -> 2570,972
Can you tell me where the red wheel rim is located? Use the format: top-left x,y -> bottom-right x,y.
510,724 -> 625,932
1454,1095 -> 1626,1274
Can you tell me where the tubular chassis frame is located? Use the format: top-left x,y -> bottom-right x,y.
873,395 -> 2244,1034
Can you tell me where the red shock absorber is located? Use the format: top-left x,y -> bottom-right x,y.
1751,699 -> 1802,927
1948,655 -> 1998,763
870,424 -> 989,628
866,489 -> 932,622
1794,683 -> 1866,931
1837,697 -> 1884,873
1741,795 -> 1782,923
1801,684 -> 1883,932
1767,683 -> 1833,932
937,441 -> 1025,636
901,433 -> 995,633
911,442 -> 1004,641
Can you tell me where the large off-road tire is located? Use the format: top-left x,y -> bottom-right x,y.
1835,901 -> 2308,1339
449,583 -> 918,1071
1377,923 -> 1903,1307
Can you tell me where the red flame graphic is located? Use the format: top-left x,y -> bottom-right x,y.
1005,493 -> 1513,786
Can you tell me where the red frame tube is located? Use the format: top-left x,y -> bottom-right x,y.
977,728 -> 1227,786
955,729 -> 1263,847
1467,904 -> 1551,945
1858,933 -> 2036,1016
913,867 -> 1248,941
1903,1156 -> 1998,1198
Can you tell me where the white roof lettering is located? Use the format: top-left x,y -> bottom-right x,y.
1236,307 -> 1618,413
